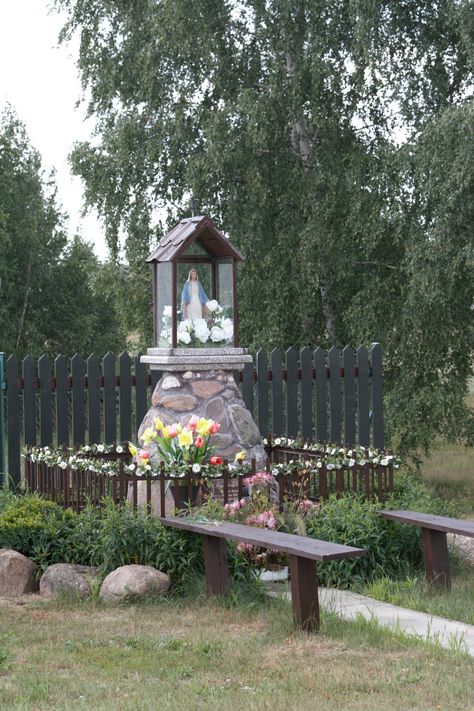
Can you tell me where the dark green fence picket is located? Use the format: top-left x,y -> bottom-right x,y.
87,354 -> 101,444
371,342 -> 384,449
23,355 -> 36,446
357,346 -> 370,447
343,346 -> 356,446
6,355 -> 20,486
314,347 -> 327,442
242,361 -> 254,414
286,347 -> 298,438
329,347 -> 341,443
256,349 -> 269,437
300,347 -> 313,440
55,355 -> 69,445
71,354 -> 85,446
103,353 -> 116,444
134,353 -> 148,437
271,348 -> 283,436
38,355 -> 52,447
119,352 -> 132,443
0,353 -> 5,483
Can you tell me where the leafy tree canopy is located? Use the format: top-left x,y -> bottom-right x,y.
0,106 -> 126,358
55,1 -> 474,453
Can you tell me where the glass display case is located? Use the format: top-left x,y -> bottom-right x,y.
148,216 -> 243,349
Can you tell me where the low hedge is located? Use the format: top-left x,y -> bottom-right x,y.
0,495 -> 207,584
306,473 -> 454,588
0,473 -> 453,590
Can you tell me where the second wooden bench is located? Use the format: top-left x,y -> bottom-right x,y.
379,510 -> 474,587
160,517 -> 366,632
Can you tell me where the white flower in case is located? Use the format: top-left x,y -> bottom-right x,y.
178,330 -> 191,344
210,325 -> 225,342
206,299 -> 219,312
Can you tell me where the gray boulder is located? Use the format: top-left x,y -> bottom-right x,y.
39,564 -> 100,599
99,564 -> 170,604
0,549 -> 38,596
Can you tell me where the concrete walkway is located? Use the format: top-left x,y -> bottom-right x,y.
271,587 -> 474,656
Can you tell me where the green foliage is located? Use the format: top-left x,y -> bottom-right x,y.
306,474 -> 452,588
0,494 -> 75,564
54,0 -> 474,455
0,494 -> 249,584
0,107 -> 125,358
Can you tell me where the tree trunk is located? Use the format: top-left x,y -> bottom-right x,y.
286,53 -> 340,343
16,252 -> 32,351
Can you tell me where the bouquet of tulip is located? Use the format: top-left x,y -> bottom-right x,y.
129,415 -> 223,474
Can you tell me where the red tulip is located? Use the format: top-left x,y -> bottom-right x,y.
210,456 -> 223,466
209,422 -> 221,434
195,435 -> 204,448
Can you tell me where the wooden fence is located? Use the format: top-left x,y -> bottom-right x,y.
23,444 -> 393,514
1,344 -> 384,486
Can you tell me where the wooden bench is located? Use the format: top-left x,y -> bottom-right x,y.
160,517 -> 366,631
379,510 -> 474,587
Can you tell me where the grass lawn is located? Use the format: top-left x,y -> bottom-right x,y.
0,592 -> 472,711
363,565 -> 474,626
418,392 -> 474,508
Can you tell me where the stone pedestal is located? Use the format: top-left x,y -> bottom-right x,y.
138,369 -> 265,465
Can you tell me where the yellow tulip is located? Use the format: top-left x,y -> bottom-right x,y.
142,427 -> 155,445
234,450 -> 247,462
178,430 -> 193,448
196,418 -> 212,436
154,417 -> 165,433
128,442 -> 138,456
161,425 -> 170,439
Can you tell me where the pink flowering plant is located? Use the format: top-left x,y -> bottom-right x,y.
220,469 -> 319,569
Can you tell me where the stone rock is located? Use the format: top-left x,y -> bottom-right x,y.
221,389 -> 235,400
204,396 -> 228,428
158,394 -> 198,412
191,380 -> 224,399
0,549 -> 38,596
211,433 -> 234,451
229,405 -> 262,447
40,564 -> 100,599
99,565 -> 170,604
182,371 -> 194,380
227,375 -> 235,383
161,376 -> 181,390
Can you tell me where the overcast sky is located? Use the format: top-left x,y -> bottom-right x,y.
0,0 -> 108,259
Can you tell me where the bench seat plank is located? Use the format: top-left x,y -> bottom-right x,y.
160,517 -> 366,562
380,510 -> 474,537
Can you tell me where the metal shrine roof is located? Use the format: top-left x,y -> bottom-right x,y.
147,215 -> 245,263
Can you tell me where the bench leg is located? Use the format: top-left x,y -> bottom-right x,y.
203,535 -> 230,596
422,528 -> 451,588
289,555 -> 319,632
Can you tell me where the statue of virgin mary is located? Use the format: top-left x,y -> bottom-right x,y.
181,269 -> 208,320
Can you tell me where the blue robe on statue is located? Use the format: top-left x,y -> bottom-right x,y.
181,281 -> 208,305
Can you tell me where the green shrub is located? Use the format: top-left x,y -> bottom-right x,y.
0,494 -> 75,567
305,473 -> 452,588
0,494 -> 248,585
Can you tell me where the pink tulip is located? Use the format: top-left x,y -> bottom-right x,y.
167,425 -> 178,438
209,421 -> 220,434
138,450 -> 150,460
188,415 -> 199,431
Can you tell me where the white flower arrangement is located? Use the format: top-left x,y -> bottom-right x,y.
160,301 -> 234,347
